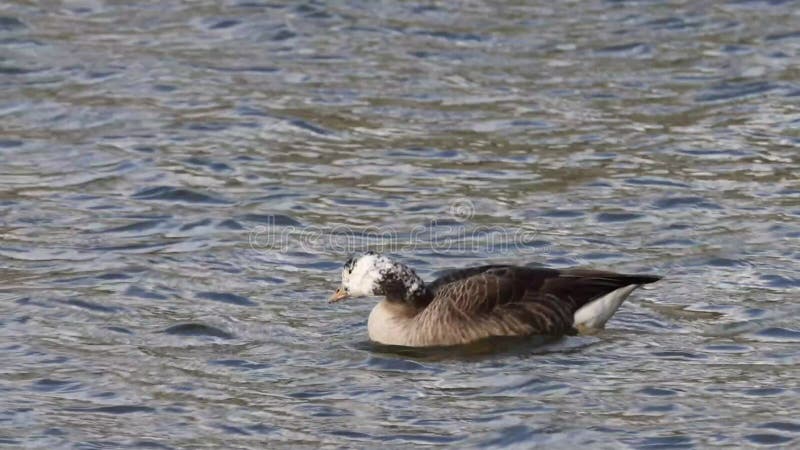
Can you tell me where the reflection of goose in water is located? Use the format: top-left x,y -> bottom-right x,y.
330,252 -> 661,347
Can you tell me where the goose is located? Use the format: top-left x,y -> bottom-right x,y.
329,252 -> 661,347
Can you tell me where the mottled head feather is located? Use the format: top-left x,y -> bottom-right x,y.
339,252 -> 428,303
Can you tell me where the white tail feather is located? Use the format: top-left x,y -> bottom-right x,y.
573,284 -> 639,331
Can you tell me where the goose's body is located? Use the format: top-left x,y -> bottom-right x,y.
331,254 -> 660,347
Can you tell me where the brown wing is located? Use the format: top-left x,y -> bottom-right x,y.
427,265 -> 514,294
415,266 -> 659,344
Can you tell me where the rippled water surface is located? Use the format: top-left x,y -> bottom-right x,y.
2,1 -> 799,448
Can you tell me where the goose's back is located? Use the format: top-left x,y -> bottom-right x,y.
409,265 -> 659,345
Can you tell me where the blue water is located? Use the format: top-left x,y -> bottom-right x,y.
1,1 -> 799,448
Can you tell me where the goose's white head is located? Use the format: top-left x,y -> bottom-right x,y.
330,252 -> 427,303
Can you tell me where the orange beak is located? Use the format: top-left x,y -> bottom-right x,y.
329,287 -> 349,303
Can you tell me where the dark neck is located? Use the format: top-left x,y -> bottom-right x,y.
384,283 -> 434,311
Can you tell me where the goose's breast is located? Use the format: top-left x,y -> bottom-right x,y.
367,300 -> 417,346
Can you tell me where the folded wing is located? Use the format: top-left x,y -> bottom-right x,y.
418,266 -> 659,343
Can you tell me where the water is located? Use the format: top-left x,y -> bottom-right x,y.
1,1 -> 799,448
